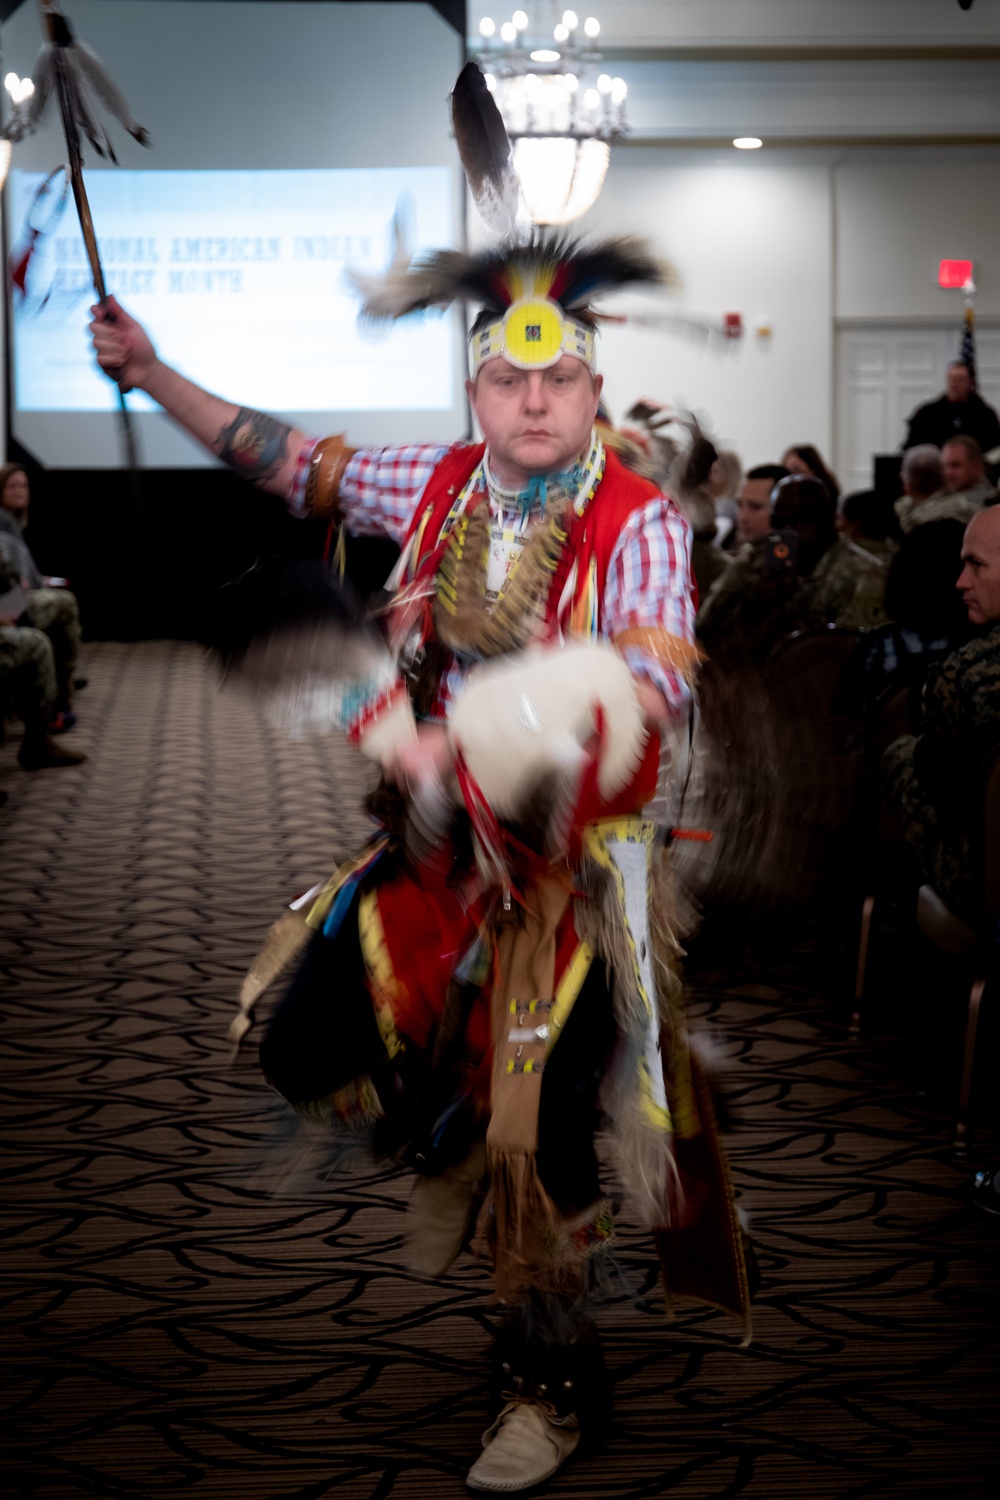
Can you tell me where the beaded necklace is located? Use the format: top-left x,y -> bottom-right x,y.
434,434 -> 605,660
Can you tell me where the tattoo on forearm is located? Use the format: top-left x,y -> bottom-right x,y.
216,408 -> 292,483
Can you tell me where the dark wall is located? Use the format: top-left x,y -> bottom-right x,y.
19,466 -> 400,642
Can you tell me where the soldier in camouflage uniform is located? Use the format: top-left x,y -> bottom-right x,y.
0,624 -> 86,768
883,507 -> 1000,921
0,532 -> 82,713
698,474 -> 884,664
798,533 -> 890,632
697,530 -> 797,664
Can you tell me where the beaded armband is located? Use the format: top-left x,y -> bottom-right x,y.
303,434 -> 355,519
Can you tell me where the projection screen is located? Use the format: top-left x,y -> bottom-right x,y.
0,0 -> 467,467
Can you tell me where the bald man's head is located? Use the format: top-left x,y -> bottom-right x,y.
957,505 -> 1000,625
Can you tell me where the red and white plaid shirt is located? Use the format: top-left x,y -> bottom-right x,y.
289,437 -> 694,720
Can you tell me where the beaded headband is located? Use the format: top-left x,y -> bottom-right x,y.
468,297 -> 597,377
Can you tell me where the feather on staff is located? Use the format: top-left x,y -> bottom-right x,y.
4,1 -> 150,469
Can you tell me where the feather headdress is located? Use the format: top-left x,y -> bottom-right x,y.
348,61 -> 670,373
348,233 -> 667,376
450,61 -> 520,239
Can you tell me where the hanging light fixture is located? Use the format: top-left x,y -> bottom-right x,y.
0,72 -> 35,188
475,7 -> 628,225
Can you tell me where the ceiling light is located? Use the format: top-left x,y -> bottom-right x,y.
473,4 -> 627,223
733,136 -> 763,150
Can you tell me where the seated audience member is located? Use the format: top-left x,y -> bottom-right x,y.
845,520 -> 972,711
838,489 -> 899,554
0,517 -> 43,588
0,463 -> 32,532
709,447 -> 742,542
686,492 -> 730,598
782,444 -> 841,502
0,624 -> 86,769
884,522 -> 971,650
673,431 -> 734,596
0,467 -> 82,722
699,474 -> 833,663
939,434 -> 998,508
883,505 -> 1000,923
902,360 -> 1000,453
894,444 -> 948,533
729,463 -> 789,551
701,475 -> 894,664
788,479 -> 891,632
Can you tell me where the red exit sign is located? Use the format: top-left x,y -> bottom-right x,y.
939,259 -> 974,288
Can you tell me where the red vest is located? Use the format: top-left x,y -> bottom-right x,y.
401,441 -> 669,629
398,441 -> 676,813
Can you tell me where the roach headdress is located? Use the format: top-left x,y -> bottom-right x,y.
348,233 -> 666,377
348,62 -> 666,374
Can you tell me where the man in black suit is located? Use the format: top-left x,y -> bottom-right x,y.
903,361 -> 1000,454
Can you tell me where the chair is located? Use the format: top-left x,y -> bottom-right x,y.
761,628 -> 865,835
850,680 -> 920,1036
758,629 -> 872,925
915,746 -> 1000,1157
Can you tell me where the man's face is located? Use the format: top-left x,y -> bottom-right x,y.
957,511 -> 1000,625
941,442 -> 983,494
466,355 -> 602,487
946,365 -> 972,402
1,471 -> 29,519
735,478 -> 774,543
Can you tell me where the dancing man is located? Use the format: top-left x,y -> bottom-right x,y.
91,236 -> 750,1492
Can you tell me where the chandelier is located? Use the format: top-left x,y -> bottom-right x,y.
474,7 -> 628,226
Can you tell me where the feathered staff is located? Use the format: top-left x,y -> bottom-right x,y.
4,0 -> 151,467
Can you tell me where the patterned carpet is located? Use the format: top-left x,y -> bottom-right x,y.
2,641 -> 997,1500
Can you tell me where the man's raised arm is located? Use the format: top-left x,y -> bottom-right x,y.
89,297 -> 308,498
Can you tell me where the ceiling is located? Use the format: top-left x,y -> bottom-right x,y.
466,0 -> 1000,147
1,2 -> 996,148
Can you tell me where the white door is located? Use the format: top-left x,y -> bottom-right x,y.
835,322 -> 1000,494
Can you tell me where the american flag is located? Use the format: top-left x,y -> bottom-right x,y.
959,302 -> 978,391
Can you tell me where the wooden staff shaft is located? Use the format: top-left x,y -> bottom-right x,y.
49,45 -> 106,302
45,12 -> 138,470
